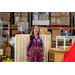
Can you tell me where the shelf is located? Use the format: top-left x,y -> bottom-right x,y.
48,27 -> 72,30
72,28 -> 75,30
3,27 -> 75,30
3,27 -> 32,30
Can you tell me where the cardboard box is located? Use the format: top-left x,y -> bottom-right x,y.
22,12 -> 28,17
40,27 -> 48,34
0,49 -> 3,55
3,48 -> 6,52
14,12 -> 20,17
51,17 -> 70,25
5,52 -> 11,58
3,48 -> 6,56
3,37 -> 8,43
12,30 -> 18,36
3,47 -> 6,56
47,31 -> 51,35
52,30 -> 61,41
0,43 -> 8,48
24,31 -> 29,34
3,51 -> 5,56
5,52 -> 11,56
2,30 -> 8,36
51,12 -> 70,16
6,47 -> 11,52
0,12 -> 11,23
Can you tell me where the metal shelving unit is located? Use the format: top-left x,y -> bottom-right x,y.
2,12 -> 74,36
0,22 -> 10,48
29,12 -> 75,36
29,12 -> 32,34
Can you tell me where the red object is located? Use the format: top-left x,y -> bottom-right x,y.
16,32 -> 24,34
62,41 -> 75,62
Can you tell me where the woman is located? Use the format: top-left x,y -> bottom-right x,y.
25,25 -> 46,62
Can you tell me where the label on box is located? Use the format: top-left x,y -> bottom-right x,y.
52,18 -> 55,23
0,49 -> 3,55
15,17 -> 19,21
57,19 -> 60,24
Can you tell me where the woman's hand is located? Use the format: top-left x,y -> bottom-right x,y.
26,56 -> 28,62
43,56 -> 46,61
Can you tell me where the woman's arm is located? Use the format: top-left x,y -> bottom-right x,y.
42,37 -> 46,56
25,36 -> 30,56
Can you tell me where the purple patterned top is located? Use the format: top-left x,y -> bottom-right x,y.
27,35 -> 43,62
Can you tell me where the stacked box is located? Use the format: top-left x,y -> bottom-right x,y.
24,31 -> 29,34
0,42 -> 8,56
2,37 -> 8,43
47,31 -> 51,35
12,30 -> 18,36
14,12 -> 20,17
22,12 -> 28,21
5,47 -> 11,58
40,27 -> 48,34
14,12 -> 28,25
52,30 -> 61,41
3,48 -> 6,56
32,12 -> 50,25
0,49 -> 3,55
51,12 -> 70,16
51,17 -> 70,25
51,12 -> 70,26
0,12 -> 14,25
52,30 -> 70,42
0,43 -> 8,48
3,12 -> 10,22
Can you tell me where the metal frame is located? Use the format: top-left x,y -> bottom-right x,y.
71,12 -> 73,36
29,12 -> 74,36
29,12 -> 31,34
0,22 -> 10,49
56,36 -> 74,50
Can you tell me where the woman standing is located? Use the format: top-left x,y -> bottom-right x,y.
25,25 -> 46,62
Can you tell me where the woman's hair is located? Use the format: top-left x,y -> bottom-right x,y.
30,25 -> 41,39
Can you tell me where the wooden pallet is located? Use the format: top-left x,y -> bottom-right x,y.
51,25 -> 70,27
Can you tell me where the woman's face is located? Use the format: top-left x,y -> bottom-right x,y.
34,26 -> 39,34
